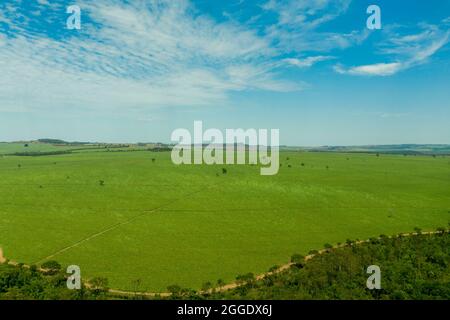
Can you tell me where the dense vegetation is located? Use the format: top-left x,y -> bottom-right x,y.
198,230 -> 450,300
0,263 -> 108,300
1,231 -> 448,300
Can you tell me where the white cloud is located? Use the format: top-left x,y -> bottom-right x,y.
262,0 -> 351,30
284,56 -> 334,68
335,23 -> 450,76
0,0 -> 304,115
334,62 -> 402,76
261,0 -> 367,54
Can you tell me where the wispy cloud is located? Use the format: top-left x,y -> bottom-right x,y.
262,0 -> 352,30
0,0 -> 305,115
335,22 -> 450,76
1,0 -> 444,117
261,0 -> 368,53
284,56 -> 334,68
334,62 -> 402,76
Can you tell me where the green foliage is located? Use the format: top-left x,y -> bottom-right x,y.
235,273 -> 255,284
40,261 -> 61,275
0,264 -> 103,300
202,232 -> 450,300
37,139 -> 67,144
167,285 -> 182,295
201,281 -> 212,291
290,254 -> 305,266
268,265 -> 279,273
13,151 -> 72,157
89,277 -> 109,295
324,243 -> 333,249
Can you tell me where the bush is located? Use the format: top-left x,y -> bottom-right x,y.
40,260 -> 62,275
268,265 -> 279,273
290,254 -> 305,266
201,281 -> 212,291
90,277 -> 109,295
236,273 -> 254,284
167,284 -> 182,295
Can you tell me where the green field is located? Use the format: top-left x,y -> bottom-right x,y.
0,147 -> 449,292
0,142 -> 103,155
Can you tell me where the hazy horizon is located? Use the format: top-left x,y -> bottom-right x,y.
2,138 -> 449,149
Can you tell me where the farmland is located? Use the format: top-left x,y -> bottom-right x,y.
0,145 -> 449,292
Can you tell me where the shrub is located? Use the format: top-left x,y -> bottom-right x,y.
201,281 -> 212,291
41,260 -> 62,275
167,284 -> 182,295
290,254 -> 305,267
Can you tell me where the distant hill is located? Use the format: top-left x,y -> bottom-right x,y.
2,140 -> 449,156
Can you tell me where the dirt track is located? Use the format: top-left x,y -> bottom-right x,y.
0,248 -> 5,264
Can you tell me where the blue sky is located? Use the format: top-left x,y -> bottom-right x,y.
0,0 -> 449,145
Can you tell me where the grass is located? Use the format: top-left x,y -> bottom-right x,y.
0,142 -> 101,155
0,147 -> 449,291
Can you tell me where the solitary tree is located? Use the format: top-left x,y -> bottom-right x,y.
131,279 -> 142,295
